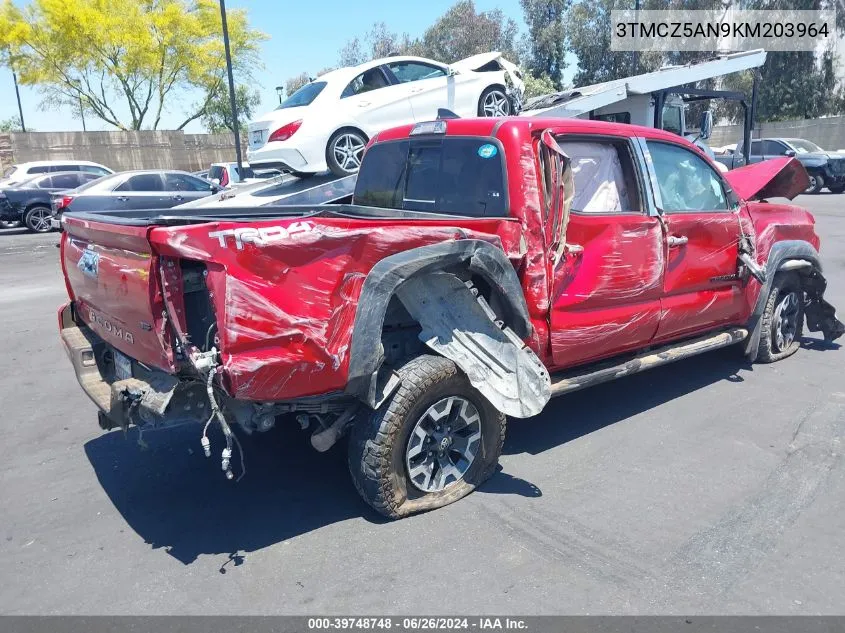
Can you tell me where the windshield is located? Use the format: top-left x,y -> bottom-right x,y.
353,137 -> 507,217
787,139 -> 823,154
278,82 -> 326,109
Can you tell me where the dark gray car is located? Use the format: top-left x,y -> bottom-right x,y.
53,170 -> 220,218
738,138 -> 845,194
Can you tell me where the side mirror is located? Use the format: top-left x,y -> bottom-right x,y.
698,110 -> 713,140
210,184 -> 220,193
785,149 -> 796,157
446,66 -> 457,76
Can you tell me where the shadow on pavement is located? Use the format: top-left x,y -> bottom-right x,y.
84,421 -> 384,565
504,346 -> 752,457
85,337 -> 830,565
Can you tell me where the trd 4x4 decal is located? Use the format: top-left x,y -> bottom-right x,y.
208,221 -> 314,250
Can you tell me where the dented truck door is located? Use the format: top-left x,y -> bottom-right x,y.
642,140 -> 746,343
545,131 -> 664,368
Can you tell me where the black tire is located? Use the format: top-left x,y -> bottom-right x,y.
477,86 -> 512,117
805,172 -> 824,194
754,272 -> 804,363
828,184 -> 845,194
348,354 -> 506,519
326,128 -> 368,177
23,206 -> 54,233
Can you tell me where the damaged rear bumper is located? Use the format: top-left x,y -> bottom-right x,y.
59,303 -> 211,430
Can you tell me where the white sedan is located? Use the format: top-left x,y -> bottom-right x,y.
246,53 -> 525,178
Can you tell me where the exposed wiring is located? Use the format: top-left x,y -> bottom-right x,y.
200,365 -> 246,481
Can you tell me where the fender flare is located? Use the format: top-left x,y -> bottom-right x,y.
744,240 -> 822,359
346,239 -> 532,407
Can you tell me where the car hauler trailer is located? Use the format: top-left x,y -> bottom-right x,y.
520,49 -> 766,167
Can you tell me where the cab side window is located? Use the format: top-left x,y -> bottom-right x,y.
556,138 -> 641,215
646,141 -> 728,212
763,140 -> 788,156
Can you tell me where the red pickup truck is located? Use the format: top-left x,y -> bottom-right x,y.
57,116 -> 843,518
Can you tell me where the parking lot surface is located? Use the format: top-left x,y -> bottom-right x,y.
1,194 -> 843,615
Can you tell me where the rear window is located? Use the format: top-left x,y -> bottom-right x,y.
208,166 -> 226,181
353,137 -> 507,217
278,82 -> 326,109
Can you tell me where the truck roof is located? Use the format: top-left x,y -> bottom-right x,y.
373,116 -> 701,146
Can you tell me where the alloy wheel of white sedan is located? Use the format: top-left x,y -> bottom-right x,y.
330,132 -> 367,174
480,88 -> 512,117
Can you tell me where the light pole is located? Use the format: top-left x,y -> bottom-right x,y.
219,0 -> 243,173
11,66 -> 26,133
275,85 -> 284,105
631,0 -> 640,76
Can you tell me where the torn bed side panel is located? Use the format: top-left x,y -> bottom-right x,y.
151,217 -> 524,402
396,272 -> 551,418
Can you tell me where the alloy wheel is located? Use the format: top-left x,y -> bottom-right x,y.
27,208 -> 53,233
482,90 -> 511,117
405,396 -> 483,493
772,291 -> 801,352
332,133 -> 366,173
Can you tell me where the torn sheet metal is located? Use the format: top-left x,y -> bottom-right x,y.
147,215 -> 526,402
396,272 -> 551,418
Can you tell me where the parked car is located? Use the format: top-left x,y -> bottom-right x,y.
207,162 -> 284,188
0,171 -> 105,233
0,160 -> 113,188
192,169 -> 210,180
52,170 -> 219,219
713,143 -> 747,171
246,52 -> 525,177
56,116 -> 843,518
738,138 -> 845,193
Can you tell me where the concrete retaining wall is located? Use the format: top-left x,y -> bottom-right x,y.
709,116 -> 845,150
0,130 -> 246,173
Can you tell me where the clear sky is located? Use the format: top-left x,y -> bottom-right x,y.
0,0 -> 576,133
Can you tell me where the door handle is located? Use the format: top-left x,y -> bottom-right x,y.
116,196 -> 129,202
358,101 -> 371,107
409,87 -> 424,93
667,235 -> 688,247
172,195 -> 184,201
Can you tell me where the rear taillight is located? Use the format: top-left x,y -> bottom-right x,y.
268,120 -> 303,143
219,170 -> 229,187
58,195 -> 74,210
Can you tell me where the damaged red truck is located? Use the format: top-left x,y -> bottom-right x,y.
57,117 -> 844,518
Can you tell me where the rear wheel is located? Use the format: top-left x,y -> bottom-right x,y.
805,172 -> 824,194
24,206 -> 54,233
754,273 -> 804,363
828,184 -> 845,194
326,129 -> 367,177
348,355 -> 505,519
478,86 -> 512,117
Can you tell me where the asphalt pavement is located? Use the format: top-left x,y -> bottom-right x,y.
1,194 -> 843,615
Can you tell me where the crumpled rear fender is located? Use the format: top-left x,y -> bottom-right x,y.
346,240 -> 540,413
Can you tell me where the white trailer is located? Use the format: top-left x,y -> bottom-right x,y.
521,49 -> 767,164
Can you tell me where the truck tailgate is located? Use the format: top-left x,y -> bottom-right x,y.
62,218 -> 173,371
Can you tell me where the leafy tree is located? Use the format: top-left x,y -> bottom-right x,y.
519,0 -> 570,88
338,22 -> 414,67
0,115 -> 24,132
0,0 -> 265,131
414,0 -> 520,63
201,84 -> 260,133
522,72 -> 558,98
285,72 -> 310,97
